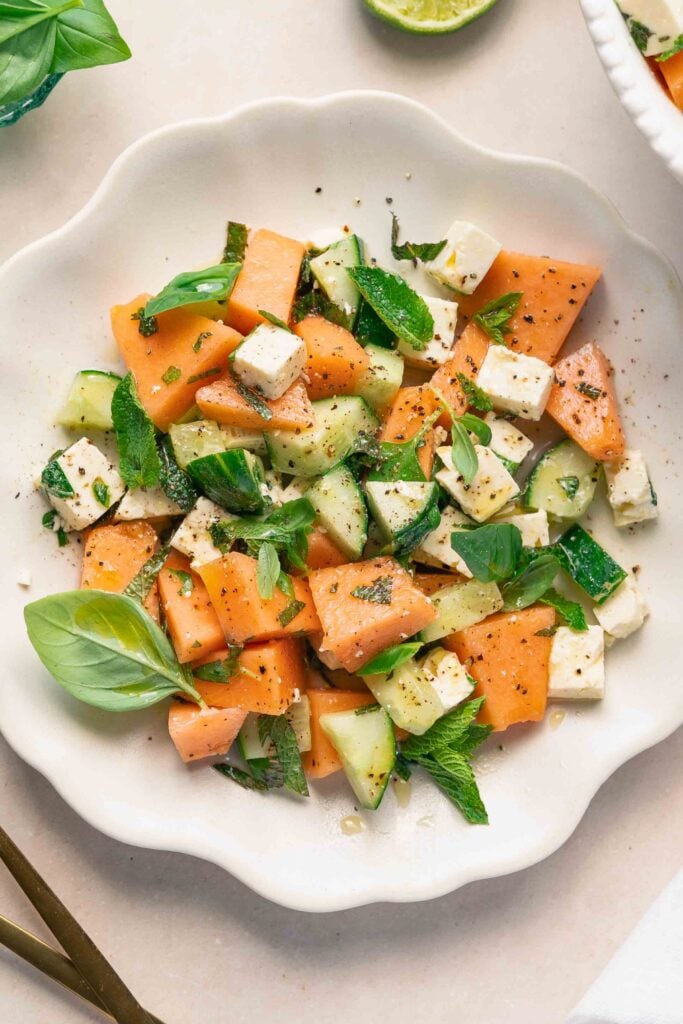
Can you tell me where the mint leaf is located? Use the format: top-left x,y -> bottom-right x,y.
558,475 -> 579,500
41,457 -> 74,499
278,599 -> 306,628
501,551 -> 560,611
257,542 -> 281,600
656,34 -> 683,61
277,571 -> 295,598
417,752 -> 488,825
457,373 -> 493,413
390,213 -> 446,264
92,477 -> 110,508
161,365 -> 181,385
234,377 -> 273,421
210,498 -> 316,550
144,263 -> 241,319
157,435 -> 198,513
450,523 -> 523,583
111,372 -> 161,490
257,310 -> 292,332
401,698 -> 486,758
472,292 -> 522,345
167,567 -> 193,597
131,307 -> 158,337
351,575 -> 393,605
539,587 -> 588,631
291,288 -> 354,330
357,642 -> 423,676
575,382 -> 604,400
627,17 -> 652,53
349,266 -> 434,351
213,763 -> 268,791
222,221 -> 248,264
257,715 -> 309,797
193,330 -> 212,353
123,544 -> 169,605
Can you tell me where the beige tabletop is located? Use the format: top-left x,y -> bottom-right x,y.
1,1 -> 682,1022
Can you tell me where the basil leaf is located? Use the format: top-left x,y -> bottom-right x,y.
144,263 -> 241,319
257,715 -> 309,797
111,372 -> 161,489
450,523 -> 523,583
357,642 -> 423,676
401,698 -> 486,758
459,413 -> 492,447
24,590 -> 202,711
123,545 -> 169,605
277,570 -> 295,599
0,1 -> 79,46
501,552 -> 560,611
539,587 -> 588,631
256,542 -> 281,600
390,213 -> 446,264
157,434 -> 198,513
457,373 -> 493,413
472,292 -> 522,346
50,0 -> 131,74
450,418 -> 479,486
351,575 -> 393,605
222,221 -> 248,264
349,266 -> 434,351
41,456 -> 74,499
0,17 -> 55,105
257,309 -> 292,332
367,410 -> 441,483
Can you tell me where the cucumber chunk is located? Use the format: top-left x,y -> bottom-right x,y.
320,705 -> 395,809
420,579 -> 504,643
365,661 -> 443,736
56,370 -> 121,431
265,396 -> 379,478
169,420 -> 266,469
365,480 -> 440,556
355,344 -> 404,414
524,440 -> 599,519
554,523 -> 627,605
305,464 -> 368,560
187,449 -> 267,513
238,697 -> 312,762
309,235 -> 364,322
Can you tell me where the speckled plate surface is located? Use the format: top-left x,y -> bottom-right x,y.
0,92 -> 681,911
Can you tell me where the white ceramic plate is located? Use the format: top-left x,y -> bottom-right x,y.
0,92 -> 681,912
581,0 -> 683,184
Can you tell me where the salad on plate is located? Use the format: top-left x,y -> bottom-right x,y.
617,0 -> 683,110
24,210 -> 657,824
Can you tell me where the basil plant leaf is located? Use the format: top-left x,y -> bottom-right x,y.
51,0 -> 131,74
349,265 -> 434,351
144,263 -> 241,319
450,523 -> 523,583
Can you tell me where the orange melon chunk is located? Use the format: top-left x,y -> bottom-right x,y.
458,251 -> 602,364
308,557 -> 436,673
192,638 -> 305,715
379,386 -> 440,477
198,552 -> 321,644
227,228 -> 305,335
429,323 -> 490,425
304,527 -> 348,571
304,690 -> 377,779
445,605 -> 555,732
111,295 -> 243,431
168,703 -> 247,763
157,551 -> 224,664
293,315 -> 370,400
546,341 -> 625,461
81,521 -> 160,621
414,573 -> 465,596
659,51 -> 683,111
195,375 -> 314,432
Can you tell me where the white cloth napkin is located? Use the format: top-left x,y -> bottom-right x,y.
566,869 -> 683,1024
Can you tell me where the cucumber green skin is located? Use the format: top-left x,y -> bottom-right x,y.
355,344 -> 404,415
355,299 -> 396,349
238,715 -> 270,760
310,235 -> 363,323
554,524 -> 627,605
524,440 -> 599,520
265,397 -> 380,478
305,464 -> 368,561
187,449 -> 267,513
320,707 -> 396,810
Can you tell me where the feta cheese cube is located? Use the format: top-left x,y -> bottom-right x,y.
420,648 -> 475,714
484,412 -> 534,468
413,504 -> 474,576
42,437 -> 124,532
114,487 -> 182,521
548,625 -> 605,700
232,323 -> 306,400
477,346 -> 554,421
398,295 -> 458,368
491,509 -> 550,548
616,1 -> 683,57
436,444 -> 520,522
424,220 -> 501,295
171,497 -> 228,569
593,575 -> 648,640
604,449 -> 658,527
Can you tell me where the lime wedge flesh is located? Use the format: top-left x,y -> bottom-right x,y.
363,0 -> 500,34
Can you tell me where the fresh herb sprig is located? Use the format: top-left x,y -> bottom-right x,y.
348,266 -> 434,351
472,292 -> 522,345
111,372 -> 161,489
215,713 -> 309,797
141,263 -> 241,326
390,213 -> 446,264
222,221 -> 248,264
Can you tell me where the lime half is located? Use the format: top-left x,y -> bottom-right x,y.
363,0 -> 501,34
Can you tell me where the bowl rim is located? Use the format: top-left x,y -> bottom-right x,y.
1,91 -> 682,911
580,0 -> 683,185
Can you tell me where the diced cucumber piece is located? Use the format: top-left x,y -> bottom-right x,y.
56,370 -> 121,431
265,396 -> 379,478
309,235 -> 363,322
365,661 -> 443,736
305,464 -> 368,561
554,523 -> 627,605
365,480 -> 440,556
319,705 -> 395,809
524,440 -> 599,519
420,579 -> 504,643
355,299 -> 396,349
286,695 -> 312,753
238,715 -> 270,761
355,344 -> 404,414
169,419 -> 267,469
187,449 -> 267,513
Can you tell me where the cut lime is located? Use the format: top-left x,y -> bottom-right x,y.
363,0 -> 501,34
